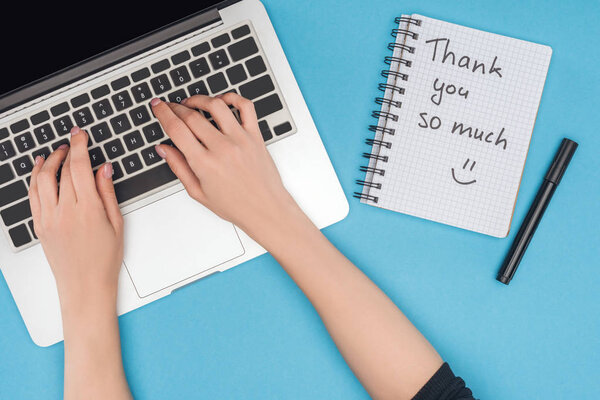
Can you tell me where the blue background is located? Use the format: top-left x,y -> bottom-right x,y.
1,0 -> 599,398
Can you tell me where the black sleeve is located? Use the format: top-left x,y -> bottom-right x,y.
412,363 -> 475,400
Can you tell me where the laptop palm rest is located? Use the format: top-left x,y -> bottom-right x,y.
122,190 -> 245,298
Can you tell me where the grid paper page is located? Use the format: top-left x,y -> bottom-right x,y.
363,14 -> 552,237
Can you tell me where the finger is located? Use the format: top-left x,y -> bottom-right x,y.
167,102 -> 224,149
155,144 -> 207,203
57,145 -> 77,204
37,144 -> 69,208
181,95 -> 240,136
95,163 -> 123,233
28,156 -> 45,236
68,127 -> 98,200
150,98 -> 206,158
215,92 -> 261,140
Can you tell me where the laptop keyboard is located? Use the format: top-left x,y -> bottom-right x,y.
0,21 -> 296,251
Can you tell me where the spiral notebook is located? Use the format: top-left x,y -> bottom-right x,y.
356,14 -> 552,237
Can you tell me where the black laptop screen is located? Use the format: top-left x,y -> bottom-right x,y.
0,2 -> 223,97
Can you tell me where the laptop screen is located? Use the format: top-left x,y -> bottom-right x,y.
0,2 -> 223,97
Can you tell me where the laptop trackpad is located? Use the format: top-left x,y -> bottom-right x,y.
122,190 -> 245,298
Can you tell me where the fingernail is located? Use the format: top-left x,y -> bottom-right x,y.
181,98 -> 188,104
58,144 -> 69,150
155,145 -> 167,159
150,98 -> 161,106
34,156 -> 43,165
71,126 -> 80,135
103,163 -> 113,179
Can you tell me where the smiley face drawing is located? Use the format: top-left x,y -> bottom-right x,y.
451,158 -> 477,185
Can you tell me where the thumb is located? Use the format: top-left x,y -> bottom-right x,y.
95,163 -> 123,232
155,144 -> 207,204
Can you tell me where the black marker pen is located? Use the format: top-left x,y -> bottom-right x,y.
497,138 -> 578,285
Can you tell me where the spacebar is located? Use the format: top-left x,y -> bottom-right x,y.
115,163 -> 177,204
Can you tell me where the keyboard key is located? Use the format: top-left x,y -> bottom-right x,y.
115,162 -> 177,203
53,115 -> 74,136
122,153 -> 143,174
50,102 -> 70,117
111,91 -> 133,112
258,120 -> 272,142
131,67 -> 151,82
208,49 -> 230,70
0,128 -> 8,140
1,199 -> 31,226
103,138 -> 126,159
191,42 -> 210,56
246,56 -> 267,77
14,132 -> 34,154
131,82 -> 152,103
161,138 -> 175,148
90,122 -> 112,143
189,58 -> 211,79
32,147 -> 51,161
88,147 -> 106,168
124,130 -> 144,151
207,73 -> 228,93
142,122 -> 164,143
226,64 -> 247,85
10,119 -> 29,134
12,156 -> 33,176
30,110 -> 50,125
170,66 -> 191,87
171,50 -> 191,65
151,59 -> 170,73
111,76 -> 131,91
232,25 -> 251,39
0,140 -> 17,161
0,164 -> 14,185
73,107 -> 94,127
168,89 -> 187,104
109,114 -> 131,135
51,139 -> 69,150
9,224 -> 31,247
129,106 -> 151,126
111,162 -> 124,180
28,220 -> 37,239
211,33 -> 231,48
91,98 -> 114,120
33,124 -> 55,144
228,37 -> 259,62
91,85 -> 110,99
27,220 -> 37,239
71,93 -> 90,108
150,74 -> 172,95
239,75 -> 274,100
141,146 -> 162,166
254,93 -> 283,119
187,81 -> 209,96
0,180 -> 27,207
274,122 -> 292,136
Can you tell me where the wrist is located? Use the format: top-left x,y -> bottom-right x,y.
59,284 -> 118,326
240,191 -> 320,253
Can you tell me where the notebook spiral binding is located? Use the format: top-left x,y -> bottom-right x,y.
354,16 -> 421,204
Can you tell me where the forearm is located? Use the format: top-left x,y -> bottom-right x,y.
245,200 -> 442,400
60,288 -> 132,400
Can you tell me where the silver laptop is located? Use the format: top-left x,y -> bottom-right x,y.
0,0 -> 348,346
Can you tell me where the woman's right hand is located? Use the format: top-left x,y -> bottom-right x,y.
151,94 -> 301,239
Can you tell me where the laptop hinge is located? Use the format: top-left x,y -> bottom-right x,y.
0,7 -> 225,114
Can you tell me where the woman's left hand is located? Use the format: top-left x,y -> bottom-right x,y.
28,126 -> 124,310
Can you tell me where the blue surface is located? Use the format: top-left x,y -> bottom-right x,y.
1,1 -> 599,398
